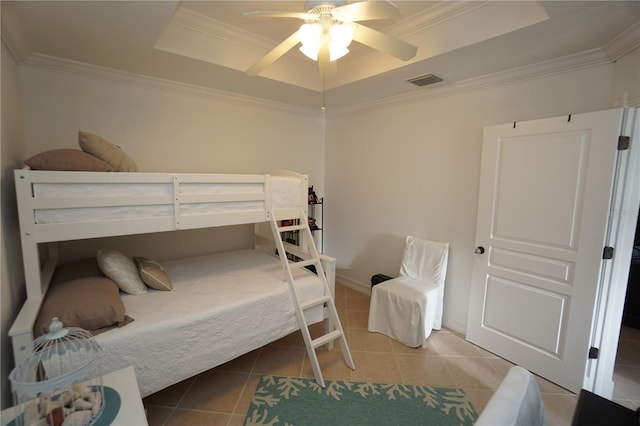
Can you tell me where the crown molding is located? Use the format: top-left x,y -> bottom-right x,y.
1,2 -> 31,62
328,48 -> 612,115
21,53 -> 322,117
603,21 -> 640,61
169,6 -> 274,53
393,1 -> 488,38
21,45 -> 613,119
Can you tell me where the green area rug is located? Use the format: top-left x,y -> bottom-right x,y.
244,375 -> 478,426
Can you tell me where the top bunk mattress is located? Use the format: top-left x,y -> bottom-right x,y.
93,249 -> 324,397
32,174 -> 303,224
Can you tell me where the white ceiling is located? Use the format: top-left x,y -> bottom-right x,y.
5,1 -> 640,110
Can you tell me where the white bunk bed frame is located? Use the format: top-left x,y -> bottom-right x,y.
9,168 -> 336,368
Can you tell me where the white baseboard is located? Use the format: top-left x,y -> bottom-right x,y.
442,317 -> 467,335
336,273 -> 371,295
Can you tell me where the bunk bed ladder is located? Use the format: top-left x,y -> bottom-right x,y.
269,208 -> 355,387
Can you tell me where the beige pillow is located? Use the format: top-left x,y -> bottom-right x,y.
51,257 -> 104,286
97,249 -> 147,295
24,149 -> 113,171
78,131 -> 138,172
134,257 -> 173,291
34,276 -> 129,337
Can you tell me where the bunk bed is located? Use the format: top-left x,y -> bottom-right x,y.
9,168 -> 336,397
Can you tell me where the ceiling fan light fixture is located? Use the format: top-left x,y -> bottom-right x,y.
299,21 -> 353,62
328,44 -> 349,61
299,23 -> 323,60
299,44 -> 320,61
330,23 -> 353,48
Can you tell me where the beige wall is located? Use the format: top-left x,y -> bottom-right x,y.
1,42 -> 28,409
324,64 -> 616,332
17,65 -> 326,262
611,47 -> 640,108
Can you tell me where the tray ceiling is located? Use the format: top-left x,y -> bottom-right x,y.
5,1 -> 640,110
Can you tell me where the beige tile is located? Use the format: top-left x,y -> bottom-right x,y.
541,393 -> 578,426
347,310 -> 369,329
335,283 -> 348,297
165,408 -> 231,426
462,388 -> 494,416
616,340 -> 640,366
346,293 -> 371,311
145,405 -> 174,426
252,345 -> 305,376
390,339 -> 438,355
228,414 -> 247,426
350,352 -> 403,383
234,374 -> 261,416
430,331 -> 495,357
179,370 -> 249,413
394,353 -> 458,387
216,349 -> 260,373
534,375 -> 572,395
143,376 -> 196,407
613,365 -> 640,399
345,286 -> 367,298
139,313 -> 640,426
348,328 -> 394,352
301,347 -> 355,381
269,330 -> 306,348
444,357 -> 505,390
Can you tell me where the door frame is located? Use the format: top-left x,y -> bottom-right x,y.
587,108 -> 640,397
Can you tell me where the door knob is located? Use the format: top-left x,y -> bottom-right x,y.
475,246 -> 485,255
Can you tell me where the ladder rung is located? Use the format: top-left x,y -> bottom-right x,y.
278,224 -> 306,232
312,330 -> 342,349
282,242 -> 311,260
290,259 -> 318,269
300,295 -> 331,311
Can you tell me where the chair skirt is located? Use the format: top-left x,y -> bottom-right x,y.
368,277 -> 441,348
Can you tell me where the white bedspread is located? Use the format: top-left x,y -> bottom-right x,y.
94,249 -> 324,397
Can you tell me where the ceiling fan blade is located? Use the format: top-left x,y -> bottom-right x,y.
351,23 -> 417,61
246,31 -> 302,76
332,0 -> 400,22
242,11 -> 318,20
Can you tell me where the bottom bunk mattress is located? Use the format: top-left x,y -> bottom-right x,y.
93,249 -> 325,397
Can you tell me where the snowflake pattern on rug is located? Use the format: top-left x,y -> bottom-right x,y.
244,375 -> 477,426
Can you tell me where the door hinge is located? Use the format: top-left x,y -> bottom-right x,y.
618,136 -> 630,150
588,346 -> 599,359
603,246 -> 614,259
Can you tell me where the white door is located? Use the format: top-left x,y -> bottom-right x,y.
466,109 -> 625,393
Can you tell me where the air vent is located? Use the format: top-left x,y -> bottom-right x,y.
407,74 -> 443,87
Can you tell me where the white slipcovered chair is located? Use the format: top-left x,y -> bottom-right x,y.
475,366 -> 547,426
367,236 -> 449,348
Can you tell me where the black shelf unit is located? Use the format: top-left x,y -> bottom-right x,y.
308,186 -> 323,253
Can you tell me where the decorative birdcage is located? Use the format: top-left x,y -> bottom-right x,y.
9,318 -> 104,426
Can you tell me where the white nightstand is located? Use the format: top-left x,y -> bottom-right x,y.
2,366 -> 148,426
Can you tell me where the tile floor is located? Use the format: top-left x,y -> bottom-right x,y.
143,283 -> 639,426
613,325 -> 640,410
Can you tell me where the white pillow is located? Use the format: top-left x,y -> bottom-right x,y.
97,249 -> 147,295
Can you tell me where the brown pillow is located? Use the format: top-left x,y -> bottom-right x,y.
51,258 -> 103,286
134,257 -> 172,291
24,149 -> 113,171
34,277 -> 128,337
78,131 -> 138,172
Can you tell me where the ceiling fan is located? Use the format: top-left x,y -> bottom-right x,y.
244,1 -> 418,82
